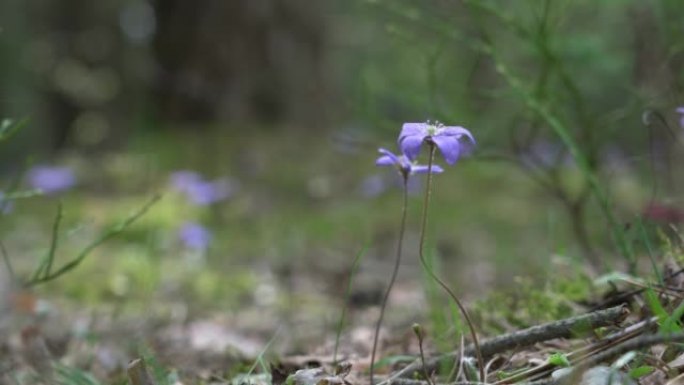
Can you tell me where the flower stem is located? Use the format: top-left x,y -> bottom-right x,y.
413,324 -> 434,385
370,177 -> 409,385
419,144 -> 485,382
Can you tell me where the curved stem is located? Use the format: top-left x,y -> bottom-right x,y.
370,177 -> 409,385
419,144 -> 486,382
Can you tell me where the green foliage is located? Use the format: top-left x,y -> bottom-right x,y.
548,352 -> 571,368
475,272 -> 592,333
55,363 -> 102,385
628,365 -> 655,379
644,288 -> 681,334
136,347 -> 179,385
349,0 -> 684,270
372,355 -> 417,370
661,300 -> 684,335
26,194 -> 160,287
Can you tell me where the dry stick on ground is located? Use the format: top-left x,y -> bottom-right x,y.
388,378 -> 554,385
388,332 -> 684,385
544,333 -> 684,385
496,315 -> 658,384
588,267 -> 684,311
381,305 -> 628,384
619,278 -> 684,300
571,332 -> 684,373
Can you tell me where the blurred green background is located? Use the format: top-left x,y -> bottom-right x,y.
0,0 -> 683,310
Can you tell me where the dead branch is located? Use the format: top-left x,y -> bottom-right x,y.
384,305 -> 627,383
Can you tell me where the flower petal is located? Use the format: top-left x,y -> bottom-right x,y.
439,126 -> 476,145
398,123 -> 428,160
431,135 -> 461,165
375,155 -> 395,166
677,107 -> 684,114
399,123 -> 426,140
412,164 -> 444,174
399,135 -> 425,160
376,148 -> 400,166
378,147 -> 399,160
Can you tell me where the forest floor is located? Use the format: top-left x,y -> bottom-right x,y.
0,130 -> 682,385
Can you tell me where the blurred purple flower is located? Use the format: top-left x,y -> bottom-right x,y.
358,174 -> 389,198
0,192 -> 13,214
676,107 -> 684,129
27,166 -> 76,195
186,178 -> 235,206
398,122 -> 475,165
359,172 -> 425,198
178,222 -> 212,250
520,140 -> 574,169
170,170 -> 203,194
376,148 -> 443,177
169,171 -> 237,206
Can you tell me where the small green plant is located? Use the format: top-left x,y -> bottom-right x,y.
25,194 -> 161,287
54,363 -> 103,385
0,116 -> 160,289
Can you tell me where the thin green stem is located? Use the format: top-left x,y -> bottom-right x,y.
31,202 -> 63,282
370,177 -> 409,385
333,243 -> 367,364
419,144 -> 485,382
44,202 -> 63,278
414,324 -> 433,385
27,194 -> 161,287
0,239 -> 14,280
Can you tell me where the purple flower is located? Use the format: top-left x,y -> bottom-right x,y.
169,171 -> 237,206
170,170 -> 203,194
187,178 -> 236,206
178,222 -> 212,250
398,122 -> 475,165
676,107 -> 684,129
376,148 -> 443,177
27,166 -> 76,195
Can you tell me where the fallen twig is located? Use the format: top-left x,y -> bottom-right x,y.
494,315 -> 656,384
387,378 -> 555,385
384,305 -> 627,383
572,332 -> 684,372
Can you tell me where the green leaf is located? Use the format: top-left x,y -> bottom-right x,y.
548,352 -> 571,367
373,355 -> 416,369
661,301 -> 684,335
644,289 -> 669,324
644,287 -> 684,334
628,365 -> 654,379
